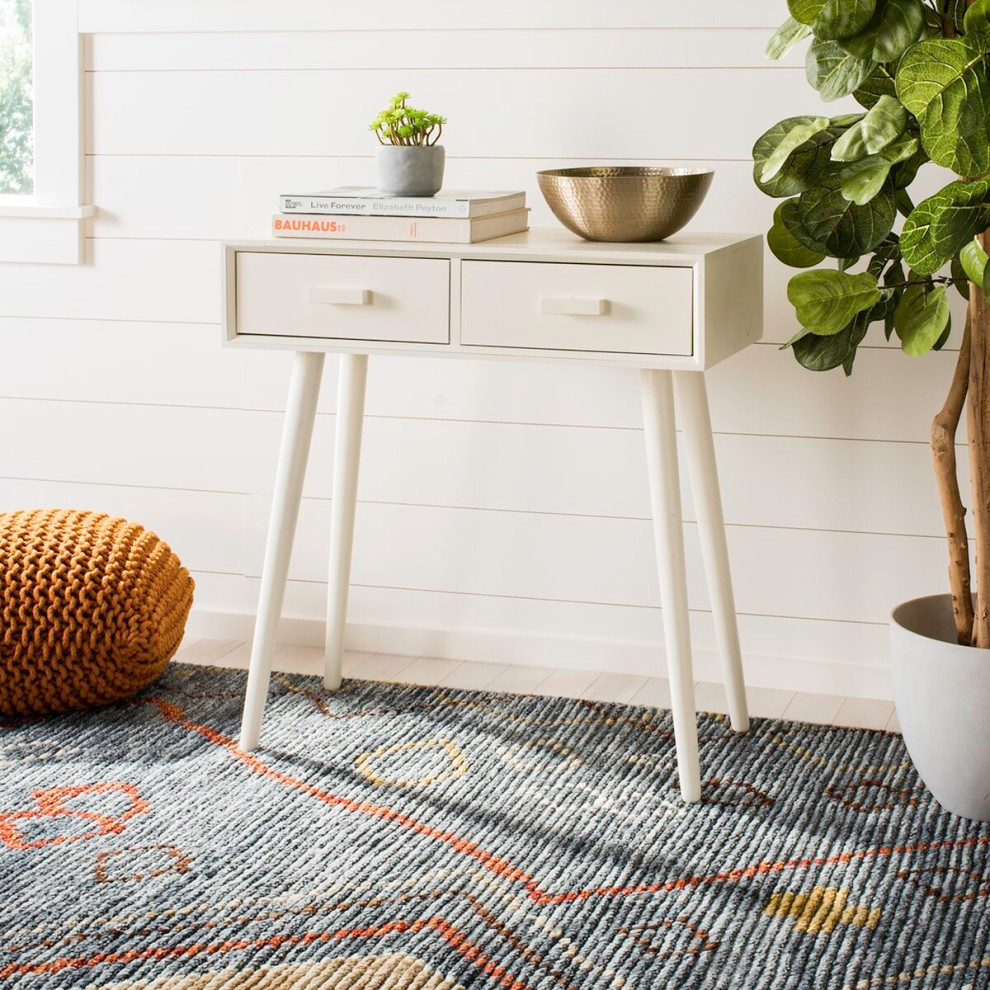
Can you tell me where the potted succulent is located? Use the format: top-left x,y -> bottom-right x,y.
370,91 -> 447,197
755,0 -> 990,819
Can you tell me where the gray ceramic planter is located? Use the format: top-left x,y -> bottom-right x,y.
375,144 -> 445,197
890,594 -> 990,821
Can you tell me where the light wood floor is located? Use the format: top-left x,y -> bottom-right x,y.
176,638 -> 901,733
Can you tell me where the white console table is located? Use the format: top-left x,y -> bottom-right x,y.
222,228 -> 763,802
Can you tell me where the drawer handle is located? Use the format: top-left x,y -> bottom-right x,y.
308,287 -> 372,305
539,296 -> 607,316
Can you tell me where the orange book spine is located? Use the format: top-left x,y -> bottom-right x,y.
273,214 -> 432,241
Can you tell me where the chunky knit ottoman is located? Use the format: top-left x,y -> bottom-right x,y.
0,509 -> 194,716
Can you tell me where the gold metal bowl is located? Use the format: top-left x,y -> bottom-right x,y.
536,166 -> 714,243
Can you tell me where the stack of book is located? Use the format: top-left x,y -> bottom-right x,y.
272,187 -> 529,244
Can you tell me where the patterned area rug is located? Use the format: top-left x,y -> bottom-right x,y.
1,664 -> 989,989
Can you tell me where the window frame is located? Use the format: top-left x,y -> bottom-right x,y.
0,0 -> 93,264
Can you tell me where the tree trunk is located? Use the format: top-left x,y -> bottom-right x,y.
968,265 -> 990,648
932,314 -> 973,643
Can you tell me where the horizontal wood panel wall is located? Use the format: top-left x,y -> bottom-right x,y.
0,2 -> 962,699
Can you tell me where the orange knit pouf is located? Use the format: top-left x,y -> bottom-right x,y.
0,509 -> 194,716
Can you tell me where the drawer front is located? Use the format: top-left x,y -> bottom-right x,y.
235,252 -> 449,344
460,260 -> 693,355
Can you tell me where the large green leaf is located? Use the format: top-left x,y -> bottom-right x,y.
900,178 -> 990,274
831,126 -> 868,164
789,0 -> 826,25
867,234 -> 902,272
952,256 -> 972,298
787,269 -> 882,335
792,310 -> 871,371
767,17 -> 814,59
882,260 -> 906,337
780,196 -> 833,254
933,322 -> 953,351
854,65 -> 897,108
840,0 -> 925,62
891,145 -> 928,189
830,112 -> 866,127
895,187 -> 915,217
839,135 -> 917,205
868,283 -> 898,323
894,284 -> 951,356
815,0 -> 877,40
807,39 -> 877,101
965,0 -> 990,49
854,95 -> 908,155
896,38 -> 990,176
842,324 -> 869,372
831,96 -> 907,161
761,117 -> 831,181
960,236 -> 990,294
798,180 -> 896,256
838,158 -> 895,208
947,0 -> 969,34
768,200 -> 828,267
753,116 -> 839,197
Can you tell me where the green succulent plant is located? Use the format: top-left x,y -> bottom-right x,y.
370,92 -> 446,147
754,0 -> 990,647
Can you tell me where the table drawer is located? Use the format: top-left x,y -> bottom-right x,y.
460,260 -> 693,355
235,252 -> 449,344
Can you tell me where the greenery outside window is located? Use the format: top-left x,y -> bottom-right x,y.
0,0 -> 91,264
0,0 -> 31,195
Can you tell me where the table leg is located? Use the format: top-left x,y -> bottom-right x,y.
239,351 -> 325,751
324,353 -> 369,690
674,371 -> 749,733
640,368 -> 701,803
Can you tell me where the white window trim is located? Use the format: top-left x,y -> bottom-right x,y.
0,0 -> 93,264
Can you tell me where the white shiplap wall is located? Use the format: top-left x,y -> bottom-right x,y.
0,1 -> 960,699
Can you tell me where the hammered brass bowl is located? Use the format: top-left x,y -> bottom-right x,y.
537,166 -> 714,242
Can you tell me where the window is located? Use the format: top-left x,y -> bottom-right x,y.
0,0 -> 32,195
0,0 -> 91,264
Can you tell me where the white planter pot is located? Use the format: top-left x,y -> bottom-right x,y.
374,144 -> 445,197
890,593 -> 990,821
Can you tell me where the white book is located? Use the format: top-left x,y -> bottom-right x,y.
278,187 -> 526,219
271,208 -> 530,244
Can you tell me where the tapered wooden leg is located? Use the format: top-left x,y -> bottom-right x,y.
324,353 -> 369,690
641,368 -> 701,803
674,371 -> 750,733
240,351 -> 325,751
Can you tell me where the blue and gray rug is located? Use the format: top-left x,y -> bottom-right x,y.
1,663 -> 988,988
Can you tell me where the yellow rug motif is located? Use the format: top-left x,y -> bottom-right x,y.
355,737 -> 469,788
765,886 -> 881,936
92,952 -> 463,989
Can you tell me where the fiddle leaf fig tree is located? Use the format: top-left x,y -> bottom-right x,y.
755,0 -> 990,647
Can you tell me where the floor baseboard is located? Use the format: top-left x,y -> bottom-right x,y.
185,607 -> 892,701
